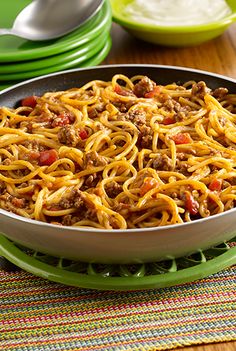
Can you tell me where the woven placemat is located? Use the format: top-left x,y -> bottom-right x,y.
1,264 -> 236,351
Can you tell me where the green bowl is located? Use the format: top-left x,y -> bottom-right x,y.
110,0 -> 236,46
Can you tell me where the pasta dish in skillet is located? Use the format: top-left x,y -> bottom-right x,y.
0,74 -> 236,229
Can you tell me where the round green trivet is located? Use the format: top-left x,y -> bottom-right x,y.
0,233 -> 235,291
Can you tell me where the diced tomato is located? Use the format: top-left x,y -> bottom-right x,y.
51,113 -> 71,127
209,178 -> 222,192
185,191 -> 199,215
79,129 -> 88,140
144,86 -> 161,98
172,133 -> 192,145
25,190 -> 35,197
114,84 -> 132,96
21,96 -> 37,108
140,177 -> 159,197
29,151 -> 40,161
163,117 -> 175,125
39,149 -> 58,166
114,84 -> 122,94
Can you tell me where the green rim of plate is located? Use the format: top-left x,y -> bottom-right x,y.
80,36 -> 112,68
0,0 -> 111,62
0,234 -> 235,291
0,33 -> 111,81
0,37 -> 112,90
0,17 -> 111,74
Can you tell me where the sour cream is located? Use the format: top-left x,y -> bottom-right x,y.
125,0 -> 232,26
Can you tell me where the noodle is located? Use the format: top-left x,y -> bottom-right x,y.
0,75 -> 236,230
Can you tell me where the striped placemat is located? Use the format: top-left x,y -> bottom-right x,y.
1,264 -> 236,351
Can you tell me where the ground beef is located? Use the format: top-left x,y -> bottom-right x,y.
133,76 -> 156,97
138,125 -> 153,149
35,112 -> 53,127
58,198 -> 73,209
163,98 -> 191,121
61,203 -> 97,226
94,123 -> 105,131
19,121 -> 33,132
84,151 -> 108,168
163,98 -> 178,112
62,214 -> 82,226
88,103 -> 105,119
82,89 -> 95,100
113,202 -> 131,217
57,125 -> 78,146
140,135 -> 153,149
157,93 -> 170,103
0,181 -> 6,194
176,152 -> 187,161
105,181 -> 123,198
175,161 -> 189,176
108,216 -> 120,229
117,110 -> 146,126
218,117 -> 227,127
84,208 -> 97,221
59,187 -> 85,210
0,193 -> 27,215
15,168 -> 31,177
59,188 -> 99,224
23,140 -> 45,152
152,154 -> 173,171
72,189 -> 86,209
175,105 -> 192,121
191,81 -> 210,99
11,197 -> 27,208
172,152 -> 191,175
212,87 -> 229,99
113,101 -> 134,113
84,173 -> 101,188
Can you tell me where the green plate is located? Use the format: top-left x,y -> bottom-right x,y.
0,37 -> 112,90
0,0 -> 111,62
80,36 -> 112,67
0,21 -> 111,75
0,234 -> 235,291
0,33 -> 111,81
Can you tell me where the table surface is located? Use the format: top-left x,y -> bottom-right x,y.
104,22 -> 236,351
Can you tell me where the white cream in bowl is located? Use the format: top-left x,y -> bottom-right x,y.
125,0 -> 232,26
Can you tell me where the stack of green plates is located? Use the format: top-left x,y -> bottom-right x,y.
0,0 -> 112,90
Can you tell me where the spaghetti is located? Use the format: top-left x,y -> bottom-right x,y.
0,74 -> 236,229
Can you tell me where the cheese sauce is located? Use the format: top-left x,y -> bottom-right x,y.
125,0 -> 232,26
